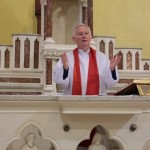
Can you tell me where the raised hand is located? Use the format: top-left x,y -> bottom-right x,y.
61,52 -> 69,69
110,54 -> 121,71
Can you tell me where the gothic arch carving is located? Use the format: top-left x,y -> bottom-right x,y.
143,136 -> 150,150
77,125 -> 122,150
6,122 -> 57,150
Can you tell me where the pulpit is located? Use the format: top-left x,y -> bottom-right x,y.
114,80 -> 150,96
0,95 -> 150,150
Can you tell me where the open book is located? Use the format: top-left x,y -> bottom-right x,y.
114,80 -> 150,96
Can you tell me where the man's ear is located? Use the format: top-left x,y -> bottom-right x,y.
72,36 -> 76,42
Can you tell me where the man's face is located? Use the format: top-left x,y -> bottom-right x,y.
73,26 -> 92,50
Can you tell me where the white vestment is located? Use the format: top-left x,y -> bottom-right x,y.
53,49 -> 119,95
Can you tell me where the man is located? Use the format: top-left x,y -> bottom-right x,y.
53,24 -> 121,95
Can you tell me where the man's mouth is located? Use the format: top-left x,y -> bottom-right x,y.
82,40 -> 87,42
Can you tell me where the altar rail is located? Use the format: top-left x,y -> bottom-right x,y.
0,35 -> 150,95
1,95 -> 150,150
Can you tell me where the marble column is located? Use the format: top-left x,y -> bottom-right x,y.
87,0 -> 93,36
40,0 -> 52,39
40,0 -> 46,40
81,0 -> 88,25
41,0 -> 56,94
80,0 -> 93,36
46,0 -> 52,38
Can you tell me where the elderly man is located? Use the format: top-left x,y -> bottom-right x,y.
53,23 -> 121,95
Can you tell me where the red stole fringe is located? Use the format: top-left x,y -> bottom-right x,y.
72,47 -> 100,95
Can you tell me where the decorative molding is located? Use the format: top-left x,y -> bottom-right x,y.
0,95 -> 150,114
42,0 -> 47,6
80,0 -> 88,7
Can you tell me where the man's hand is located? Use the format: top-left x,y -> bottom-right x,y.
110,54 -> 121,71
61,52 -> 69,69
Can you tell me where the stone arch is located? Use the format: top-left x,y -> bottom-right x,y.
6,122 -> 57,150
113,136 -> 128,150
76,124 -> 122,150
143,136 -> 150,150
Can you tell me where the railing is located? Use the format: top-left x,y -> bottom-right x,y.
0,34 -> 43,95
0,35 -> 150,95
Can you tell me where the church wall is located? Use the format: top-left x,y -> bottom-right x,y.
1,0 -> 150,59
52,0 -> 80,44
93,0 -> 150,59
0,0 -> 36,45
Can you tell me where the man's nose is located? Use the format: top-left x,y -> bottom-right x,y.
82,33 -> 87,37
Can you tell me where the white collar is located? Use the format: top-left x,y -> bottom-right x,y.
78,48 -> 90,54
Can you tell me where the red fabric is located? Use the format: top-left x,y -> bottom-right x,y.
72,48 -> 82,95
72,47 -> 100,95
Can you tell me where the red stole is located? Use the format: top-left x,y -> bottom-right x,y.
72,47 -> 100,95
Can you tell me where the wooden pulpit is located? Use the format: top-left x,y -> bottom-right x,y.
114,80 -> 150,96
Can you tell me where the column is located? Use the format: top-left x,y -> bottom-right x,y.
81,0 -> 88,24
46,0 -> 52,38
40,0 -> 46,40
87,0 -> 93,36
41,0 -> 56,95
